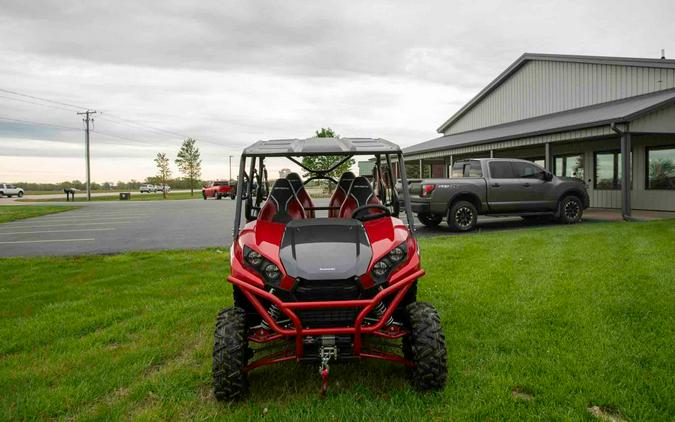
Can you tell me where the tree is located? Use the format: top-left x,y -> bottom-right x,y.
175,138 -> 202,196
300,128 -> 355,183
154,152 -> 172,199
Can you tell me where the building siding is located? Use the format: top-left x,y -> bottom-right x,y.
446,60 -> 675,135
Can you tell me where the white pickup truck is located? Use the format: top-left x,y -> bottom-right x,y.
0,183 -> 24,197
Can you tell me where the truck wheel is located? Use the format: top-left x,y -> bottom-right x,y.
447,200 -> 477,231
418,213 -> 442,228
18,191 -> 24,198
559,195 -> 583,224
230,193 -> 236,200
213,307 -> 249,401
403,302 -> 447,391
202,192 -> 207,200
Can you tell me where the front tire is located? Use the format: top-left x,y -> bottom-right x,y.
418,213 -> 442,228
558,195 -> 583,224
202,192 -> 207,200
213,307 -> 249,401
216,193 -> 222,200
447,200 -> 477,231
403,302 -> 448,391
18,191 -> 24,198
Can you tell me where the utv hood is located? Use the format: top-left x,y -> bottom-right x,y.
279,218 -> 372,280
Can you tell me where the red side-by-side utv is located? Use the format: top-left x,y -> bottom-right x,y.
213,137 -> 447,400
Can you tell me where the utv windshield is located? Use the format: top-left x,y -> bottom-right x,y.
231,137 -> 414,235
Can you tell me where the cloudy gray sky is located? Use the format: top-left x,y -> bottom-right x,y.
1,0 -> 674,182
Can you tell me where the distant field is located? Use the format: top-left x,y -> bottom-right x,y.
0,205 -> 79,223
19,191 -> 202,202
1,220 -> 673,420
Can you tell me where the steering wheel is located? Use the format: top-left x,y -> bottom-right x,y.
350,203 -> 391,221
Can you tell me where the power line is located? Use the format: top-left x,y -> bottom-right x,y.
0,115 -> 148,144
0,94 -> 79,113
0,115 -> 82,132
0,87 -> 238,149
97,112 -> 191,140
0,87 -> 89,111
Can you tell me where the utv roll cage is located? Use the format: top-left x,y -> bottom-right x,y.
232,137 -> 416,234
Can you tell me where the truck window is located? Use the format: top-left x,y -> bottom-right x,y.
489,162 -> 514,179
468,161 -> 482,177
451,162 -> 466,178
512,162 -> 546,179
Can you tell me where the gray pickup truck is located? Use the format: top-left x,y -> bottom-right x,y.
403,158 -> 589,231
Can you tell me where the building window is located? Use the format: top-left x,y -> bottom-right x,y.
594,151 -> 622,190
554,154 -> 584,180
646,145 -> 675,190
524,157 -> 545,167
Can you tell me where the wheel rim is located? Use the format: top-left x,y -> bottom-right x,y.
564,200 -> 580,219
455,207 -> 473,228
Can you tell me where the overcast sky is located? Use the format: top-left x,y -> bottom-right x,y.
1,0 -> 674,183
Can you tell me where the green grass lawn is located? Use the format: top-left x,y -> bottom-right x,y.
0,205 -> 79,223
1,221 -> 673,420
19,191 -> 202,202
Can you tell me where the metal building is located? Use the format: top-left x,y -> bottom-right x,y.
403,53 -> 675,214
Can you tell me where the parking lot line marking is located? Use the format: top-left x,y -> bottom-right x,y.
0,228 -> 115,235
0,238 -> 95,244
36,215 -> 144,219
0,221 -> 134,228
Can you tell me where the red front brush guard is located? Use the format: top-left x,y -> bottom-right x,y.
228,268 -> 424,370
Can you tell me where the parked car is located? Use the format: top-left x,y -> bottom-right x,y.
0,183 -> 24,198
202,180 -> 236,200
402,158 -> 589,231
156,184 -> 171,193
139,184 -> 157,193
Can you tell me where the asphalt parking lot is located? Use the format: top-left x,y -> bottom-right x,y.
0,199 -> 236,257
0,198 -> 537,257
3,198 -> 657,258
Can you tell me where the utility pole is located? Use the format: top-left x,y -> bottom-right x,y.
77,110 -> 96,201
229,155 -> 232,181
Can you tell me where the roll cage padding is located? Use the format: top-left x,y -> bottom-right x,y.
258,179 -> 306,223
339,176 -> 382,218
286,172 -> 315,218
328,171 -> 356,218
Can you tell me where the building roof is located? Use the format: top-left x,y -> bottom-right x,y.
437,53 -> 675,133
406,88 -> 675,155
243,137 -> 400,156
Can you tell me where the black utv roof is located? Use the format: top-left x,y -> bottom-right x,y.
242,137 -> 401,157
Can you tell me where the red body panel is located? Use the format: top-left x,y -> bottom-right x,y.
229,216 -> 422,370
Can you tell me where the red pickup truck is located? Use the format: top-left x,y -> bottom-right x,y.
202,180 -> 237,200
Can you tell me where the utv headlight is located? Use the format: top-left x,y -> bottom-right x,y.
387,244 -> 406,263
246,249 -> 263,266
373,260 -> 389,277
371,243 -> 408,283
243,246 -> 282,287
264,263 -> 281,280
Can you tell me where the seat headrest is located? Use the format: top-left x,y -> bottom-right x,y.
337,171 -> 356,193
268,179 -> 297,210
286,172 -> 304,192
347,176 -> 375,205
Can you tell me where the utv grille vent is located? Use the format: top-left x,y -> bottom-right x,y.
296,308 -> 359,328
292,278 -> 361,302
